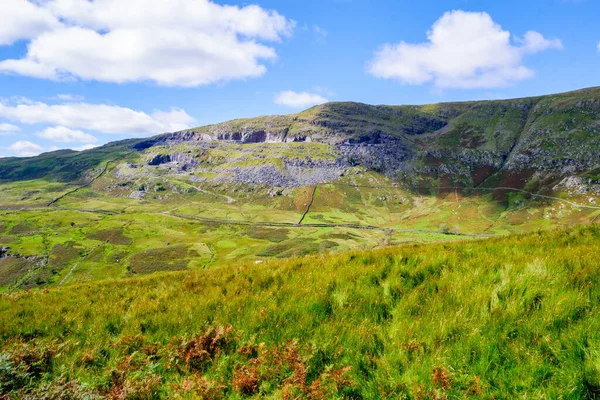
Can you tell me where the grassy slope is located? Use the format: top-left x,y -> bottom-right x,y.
0,139 -> 141,183
2,87 -> 600,187
2,164 -> 598,291
1,225 -> 600,398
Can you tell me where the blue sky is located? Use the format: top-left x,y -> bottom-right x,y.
0,0 -> 599,157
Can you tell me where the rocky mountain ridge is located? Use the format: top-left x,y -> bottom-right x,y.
2,86 -> 600,191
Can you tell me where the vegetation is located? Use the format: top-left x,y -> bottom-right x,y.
1,165 -> 597,291
0,225 -> 599,398
0,140 -> 141,183
1,86 -> 600,397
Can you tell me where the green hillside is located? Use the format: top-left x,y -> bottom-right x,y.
3,86 -> 600,186
1,225 -> 600,398
1,87 -> 600,291
0,87 -> 600,398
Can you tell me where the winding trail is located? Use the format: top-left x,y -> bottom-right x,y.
2,183 -> 598,243
162,211 -> 490,237
188,183 -> 236,204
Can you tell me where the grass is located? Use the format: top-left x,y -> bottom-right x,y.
128,245 -> 190,274
0,258 -> 32,287
1,168 -> 598,292
1,87 -> 600,395
0,225 -> 599,398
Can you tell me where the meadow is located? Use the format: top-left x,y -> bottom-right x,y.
1,80 -> 600,399
1,159 -> 599,292
0,224 -> 599,398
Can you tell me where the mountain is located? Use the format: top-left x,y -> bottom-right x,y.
1,89 -> 600,397
3,86 -> 600,193
1,87 -> 599,291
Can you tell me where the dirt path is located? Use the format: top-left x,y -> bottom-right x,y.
333,183 -> 600,211
4,184 -> 598,240
192,185 -> 236,204
161,211 -> 490,237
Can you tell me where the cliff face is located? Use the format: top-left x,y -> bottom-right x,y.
2,87 -> 600,190
138,87 -> 600,188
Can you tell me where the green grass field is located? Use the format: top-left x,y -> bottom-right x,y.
1,87 -> 600,398
0,225 -> 599,398
1,163 -> 598,292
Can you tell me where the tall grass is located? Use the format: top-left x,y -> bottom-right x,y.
1,225 -> 600,398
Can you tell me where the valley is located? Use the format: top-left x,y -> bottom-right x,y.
2,88 -> 600,291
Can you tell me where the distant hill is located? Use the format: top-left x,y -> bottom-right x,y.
1,87 -> 599,293
2,86 -> 600,191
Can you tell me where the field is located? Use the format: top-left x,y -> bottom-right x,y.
1,88 -> 600,398
0,224 -> 599,398
1,156 -> 599,292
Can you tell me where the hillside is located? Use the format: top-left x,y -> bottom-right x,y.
0,88 -> 600,398
1,225 -> 599,398
1,87 -> 600,291
2,86 -> 600,189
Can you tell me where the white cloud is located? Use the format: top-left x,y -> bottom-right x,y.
37,126 -> 97,143
518,31 -> 562,52
71,144 -> 100,152
368,10 -> 563,89
0,0 -> 59,45
0,123 -> 21,135
7,141 -> 43,157
0,99 -> 196,134
597,41 -> 600,52
0,0 -> 295,87
314,25 -> 328,42
275,91 -> 328,108
54,94 -> 85,102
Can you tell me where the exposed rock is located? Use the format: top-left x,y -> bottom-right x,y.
553,176 -> 600,195
268,188 -> 284,197
0,246 -> 10,259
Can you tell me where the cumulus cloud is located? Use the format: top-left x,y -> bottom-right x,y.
0,0 -> 59,45
275,91 -> 328,108
7,141 -> 43,157
0,123 -> 21,135
0,99 -> 196,134
368,10 -> 563,89
0,0 -> 294,87
37,126 -> 97,143
517,31 -> 563,52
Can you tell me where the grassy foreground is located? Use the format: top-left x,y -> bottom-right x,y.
1,225 -> 600,398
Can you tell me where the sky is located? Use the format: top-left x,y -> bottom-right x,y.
0,0 -> 599,157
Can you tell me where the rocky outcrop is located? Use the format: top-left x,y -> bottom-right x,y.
0,246 -> 10,259
215,158 -> 348,188
148,153 -> 199,170
553,176 -> 600,195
